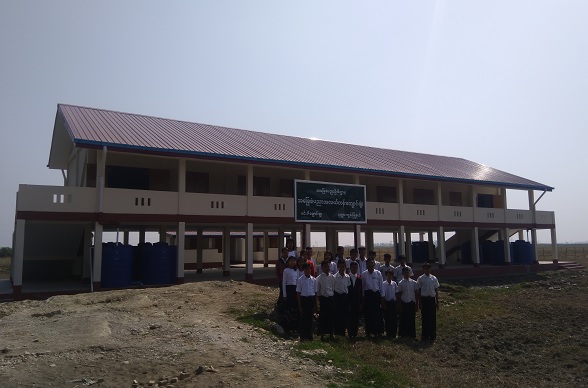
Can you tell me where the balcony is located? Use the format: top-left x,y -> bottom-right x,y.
16,185 -> 556,227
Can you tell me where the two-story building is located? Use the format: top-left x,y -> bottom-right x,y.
11,104 -> 557,295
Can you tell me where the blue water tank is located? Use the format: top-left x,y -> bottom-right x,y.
141,242 -> 177,285
493,241 -> 506,265
480,240 -> 494,265
460,241 -> 472,264
100,243 -> 134,288
512,240 -> 533,264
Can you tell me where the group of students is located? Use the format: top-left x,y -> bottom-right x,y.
275,241 -> 440,343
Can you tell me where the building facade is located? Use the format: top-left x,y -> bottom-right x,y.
11,104 -> 557,295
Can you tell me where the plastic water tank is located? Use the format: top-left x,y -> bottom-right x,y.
100,243 -> 134,288
141,242 -> 177,285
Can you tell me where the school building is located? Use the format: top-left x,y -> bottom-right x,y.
10,104 -> 557,296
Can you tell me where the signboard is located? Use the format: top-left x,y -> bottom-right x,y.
295,180 -> 367,223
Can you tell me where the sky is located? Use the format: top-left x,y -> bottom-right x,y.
0,1 -> 587,247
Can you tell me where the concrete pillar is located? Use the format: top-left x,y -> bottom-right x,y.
438,227 -> 446,268
428,231 -> 434,262
303,224 -> 311,250
92,222 -> 103,290
472,227 -> 480,267
504,228 -> 512,264
398,179 -> 404,205
139,228 -> 146,245
551,228 -> 558,263
326,227 -> 337,252
406,232 -> 413,265
159,225 -> 166,243
399,226 -> 406,256
278,227 -> 285,249
263,231 -> 269,267
518,230 -> 524,240
176,222 -> 185,283
353,224 -> 361,248
223,227 -> 231,276
96,147 -> 106,212
531,228 -> 539,264
419,232 -> 425,242
12,219 -> 25,294
123,230 -> 130,245
82,224 -> 92,279
245,223 -> 254,280
365,228 -> 374,252
196,227 -> 204,273
178,158 -> 186,213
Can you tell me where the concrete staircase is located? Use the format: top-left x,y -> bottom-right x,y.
557,261 -> 585,270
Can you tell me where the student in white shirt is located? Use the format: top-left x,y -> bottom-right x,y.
394,254 -> 414,281
361,258 -> 384,337
417,262 -> 440,342
281,256 -> 299,335
397,266 -> 419,340
296,263 -> 317,341
316,261 -> 335,340
345,248 -> 358,273
333,259 -> 351,336
378,253 -> 394,275
380,268 -> 399,338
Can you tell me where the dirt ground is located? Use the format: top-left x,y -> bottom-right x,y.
0,281 -> 333,388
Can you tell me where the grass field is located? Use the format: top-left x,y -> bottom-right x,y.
234,269 -> 588,387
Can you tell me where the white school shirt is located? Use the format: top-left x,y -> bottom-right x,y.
329,260 -> 338,275
282,267 -> 298,297
398,278 -> 418,303
417,273 -> 440,297
316,272 -> 335,297
296,274 -> 317,297
357,258 -> 368,274
361,269 -> 383,293
394,264 -> 414,281
334,272 -> 351,294
381,280 -> 399,301
379,263 -> 395,276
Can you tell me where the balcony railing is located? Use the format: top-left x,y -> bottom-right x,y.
16,185 -> 555,226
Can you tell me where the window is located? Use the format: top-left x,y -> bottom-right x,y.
449,191 -> 463,206
186,172 -> 209,193
279,179 -> 294,197
106,166 -> 149,190
253,176 -> 271,196
477,194 -> 494,208
376,186 -> 397,203
413,189 -> 434,205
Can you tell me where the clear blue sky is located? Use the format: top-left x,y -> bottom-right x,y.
1,1 -> 586,247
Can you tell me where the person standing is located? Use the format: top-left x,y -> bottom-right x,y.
333,259 -> 351,336
397,266 -> 419,340
394,254 -> 414,282
378,253 -> 394,276
282,256 -> 300,335
296,262 -> 317,341
276,247 -> 289,310
380,269 -> 399,339
316,261 -> 335,340
361,258 -> 384,338
357,247 -> 368,275
347,261 -> 363,338
417,262 -> 440,342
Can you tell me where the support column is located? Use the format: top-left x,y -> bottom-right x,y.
92,222 -> 103,290
263,231 -> 269,267
123,230 -> 130,245
326,227 -> 336,252
290,229 -> 297,251
365,228 -> 374,252
419,232 -> 425,242
245,223 -> 254,281
353,224 -> 361,248
12,219 -> 25,296
196,227 -> 204,273
504,228 -> 512,265
96,147 -> 107,213
139,228 -> 146,245
472,227 -> 480,267
437,227 -> 446,268
551,228 -> 558,264
393,232 -> 398,259
303,224 -> 311,250
428,231 -> 435,262
518,230 -> 524,240
176,222 -> 185,284
406,232 -> 412,265
159,225 -> 167,243
223,227 -> 231,277
398,226 -> 406,256
278,227 -> 285,249
531,228 -> 539,264
82,224 -> 92,279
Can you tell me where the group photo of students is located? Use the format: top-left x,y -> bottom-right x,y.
275,239 -> 440,343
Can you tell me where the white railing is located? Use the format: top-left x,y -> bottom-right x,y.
15,185 -> 556,227
17,184 -> 96,213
